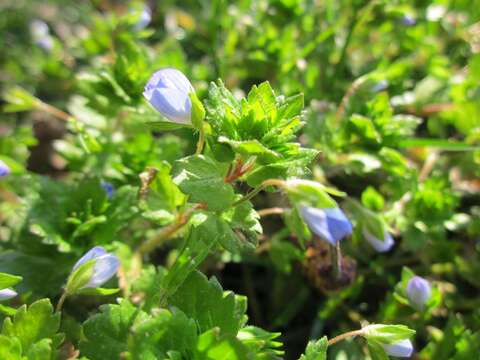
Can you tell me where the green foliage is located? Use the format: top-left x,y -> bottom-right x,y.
299,337 -> 328,360
1,1 -> 479,359
1,299 -> 63,359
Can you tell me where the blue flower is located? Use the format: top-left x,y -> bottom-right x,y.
0,289 -> 17,301
143,68 -> 194,124
0,160 -> 11,177
30,19 -> 53,51
372,80 -> 388,92
362,228 -> 394,252
406,276 -> 431,311
401,15 -> 416,27
382,339 -> 414,358
299,206 -> 353,245
73,246 -> 119,289
101,181 -> 114,199
133,6 -> 152,31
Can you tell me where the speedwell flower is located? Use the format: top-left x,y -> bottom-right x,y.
0,160 -> 10,177
299,206 -> 353,246
143,68 -> 194,124
72,246 -> 119,289
362,228 -> 394,252
406,276 -> 431,311
133,6 -> 152,31
382,339 -> 414,358
0,288 -> 17,301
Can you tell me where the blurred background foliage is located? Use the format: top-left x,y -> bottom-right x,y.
1,0 -> 480,358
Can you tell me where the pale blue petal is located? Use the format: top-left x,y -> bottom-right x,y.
0,288 -> 17,301
383,339 -> 414,357
363,228 -> 394,252
407,276 -> 431,310
145,87 -> 191,124
133,7 -> 152,31
73,246 -> 107,271
0,160 -> 11,177
300,206 -> 352,245
84,254 -> 119,288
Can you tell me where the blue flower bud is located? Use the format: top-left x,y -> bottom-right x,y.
0,160 -> 11,177
372,80 -> 388,92
406,276 -> 431,310
143,68 -> 194,124
133,6 -> 152,31
362,228 -> 394,252
30,20 -> 49,38
0,288 -> 17,301
401,15 -> 416,27
30,20 -> 53,51
73,246 -> 119,289
101,181 -> 114,199
382,339 -> 414,358
299,206 -> 353,246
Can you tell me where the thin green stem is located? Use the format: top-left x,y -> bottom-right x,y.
195,124 -> 205,155
56,291 -> 68,313
327,329 -> 364,346
331,242 -> 342,281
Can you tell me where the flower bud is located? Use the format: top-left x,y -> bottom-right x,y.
0,289 -> 17,301
299,206 -> 353,246
406,276 -> 431,310
68,246 -> 119,293
382,339 -> 414,358
133,6 -> 152,31
0,160 -> 11,177
362,228 -> 394,252
101,181 -> 114,199
30,20 -> 53,51
143,68 -> 194,124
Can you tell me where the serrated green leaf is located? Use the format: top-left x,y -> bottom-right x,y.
172,155 -> 235,211
194,328 -> 251,360
299,336 -> 328,360
1,299 -> 63,359
126,308 -> 197,360
170,270 -> 246,337
80,300 -> 148,360
0,335 -> 22,360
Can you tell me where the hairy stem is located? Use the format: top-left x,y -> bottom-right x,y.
56,291 -> 68,313
327,329 -> 364,346
195,125 -> 205,154
137,204 -> 205,256
331,242 -> 342,281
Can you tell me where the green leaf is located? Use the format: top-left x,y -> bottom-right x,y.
193,328 -> 251,360
0,335 -> 22,360
126,308 -> 197,360
238,326 -> 284,359
76,287 -> 120,296
0,273 -> 22,289
172,155 -> 235,211
218,137 -> 281,164
80,300 -> 148,360
299,336 -> 328,360
2,87 -> 38,113
1,299 -> 63,359
170,270 -> 246,337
